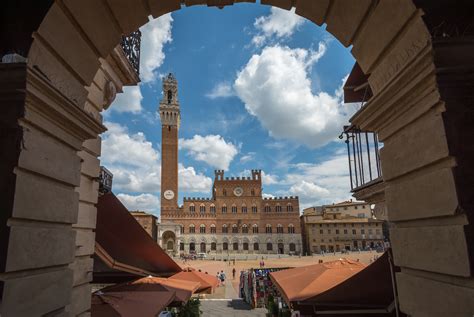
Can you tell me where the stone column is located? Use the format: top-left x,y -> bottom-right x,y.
0,64 -> 105,316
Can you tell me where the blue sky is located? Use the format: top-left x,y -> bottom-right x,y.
101,4 -> 358,216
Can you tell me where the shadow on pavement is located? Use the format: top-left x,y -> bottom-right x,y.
228,299 -> 253,311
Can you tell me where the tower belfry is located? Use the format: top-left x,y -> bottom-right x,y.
159,73 -> 180,214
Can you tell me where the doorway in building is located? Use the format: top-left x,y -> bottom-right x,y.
278,243 -> 284,254
200,242 -> 206,253
190,242 -> 196,252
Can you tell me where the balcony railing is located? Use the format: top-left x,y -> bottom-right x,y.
120,30 -> 141,75
99,166 -> 113,194
340,125 -> 382,191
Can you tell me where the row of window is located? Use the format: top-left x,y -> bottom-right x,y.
183,242 -> 297,252
311,222 -> 380,228
317,228 -> 381,235
184,224 -> 296,234
188,204 -> 295,213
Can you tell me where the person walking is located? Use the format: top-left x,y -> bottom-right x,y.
220,270 -> 226,285
217,272 -> 221,287
232,268 -> 236,279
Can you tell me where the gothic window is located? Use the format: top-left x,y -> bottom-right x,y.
352,229 -> 357,234
222,204 -> 227,213
231,205 -> 237,213
287,204 -> 293,212
223,242 -> 228,250
210,204 -> 216,213
264,205 -> 271,212
242,205 -> 247,213
200,224 -> 206,234
267,243 -> 273,251
288,224 -> 295,234
289,243 -> 296,252
276,205 -> 282,212
265,224 -> 272,234
180,226 -> 185,234
189,224 -> 195,234
210,224 -> 216,234
251,189 -> 255,196
243,242 -> 249,250
233,242 -> 239,251
167,90 -> 172,104
253,243 -> 259,251
211,242 -> 217,251
200,204 -> 206,213
242,224 -> 248,234
252,205 -> 258,213
222,224 -> 228,234
232,224 -> 238,234
189,204 -> 195,213
253,224 -> 259,234
277,224 -> 284,234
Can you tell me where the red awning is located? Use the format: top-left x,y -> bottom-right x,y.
343,62 -> 372,103
94,193 -> 181,281
169,268 -> 220,294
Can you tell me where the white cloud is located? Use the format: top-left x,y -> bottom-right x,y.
117,193 -> 160,213
252,7 -> 304,47
206,82 -> 235,99
240,152 -> 256,164
179,135 -> 239,170
289,180 -> 330,205
262,171 -> 280,185
179,164 -> 213,193
101,122 -> 212,194
262,193 -> 276,199
140,14 -> 173,83
234,44 -> 354,148
109,85 -> 143,113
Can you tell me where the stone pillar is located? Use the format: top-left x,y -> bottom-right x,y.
0,64 -> 105,316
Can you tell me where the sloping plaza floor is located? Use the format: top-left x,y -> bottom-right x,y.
200,299 -> 267,317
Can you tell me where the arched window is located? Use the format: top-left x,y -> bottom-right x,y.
253,242 -> 259,251
267,243 -> 273,251
211,242 -> 217,251
264,204 -> 271,212
223,242 -> 228,250
200,224 -> 206,234
210,204 -> 216,213
210,224 -> 216,234
265,224 -> 272,234
287,203 -> 293,212
242,224 -> 248,234
289,243 -> 296,252
180,225 -> 184,234
252,205 -> 258,213
242,204 -> 247,213
251,189 -> 255,196
222,204 -> 227,213
277,224 -> 283,234
243,242 -> 249,250
189,242 -> 195,251
276,204 -> 282,212
288,224 -> 295,234
180,242 -> 184,251
189,204 -> 195,213
189,224 -> 195,233
200,242 -> 206,252
232,224 -> 238,234
253,224 -> 259,234
233,242 -> 239,250
222,224 -> 228,234
231,205 -> 237,213
200,204 -> 206,213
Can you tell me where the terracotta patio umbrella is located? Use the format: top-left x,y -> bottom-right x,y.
169,268 -> 220,293
101,275 -> 201,303
91,290 -> 175,317
269,258 -> 366,307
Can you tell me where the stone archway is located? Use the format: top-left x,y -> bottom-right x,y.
1,1 -> 473,316
162,230 -> 176,253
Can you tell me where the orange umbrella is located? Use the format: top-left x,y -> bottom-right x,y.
91,290 -> 175,317
269,259 -> 366,306
101,276 -> 200,303
169,269 -> 219,293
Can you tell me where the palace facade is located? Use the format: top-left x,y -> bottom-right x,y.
157,74 -> 302,255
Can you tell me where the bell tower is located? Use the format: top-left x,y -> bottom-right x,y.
159,73 -> 180,215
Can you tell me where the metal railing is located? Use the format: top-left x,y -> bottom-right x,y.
120,30 -> 141,75
99,166 -> 113,194
340,125 -> 383,191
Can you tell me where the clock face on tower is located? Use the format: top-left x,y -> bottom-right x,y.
164,190 -> 175,200
233,187 -> 243,197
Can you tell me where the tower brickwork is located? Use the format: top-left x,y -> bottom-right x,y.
159,73 -> 180,215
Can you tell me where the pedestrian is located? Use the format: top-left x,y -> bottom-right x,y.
217,272 -> 221,286
232,268 -> 236,279
262,260 -> 265,268
220,270 -> 226,285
